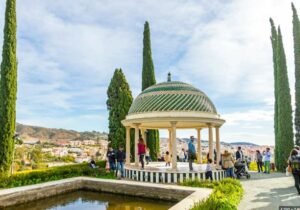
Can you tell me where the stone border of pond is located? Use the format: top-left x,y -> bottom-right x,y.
0,177 -> 212,210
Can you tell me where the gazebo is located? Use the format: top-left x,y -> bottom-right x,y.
122,73 -> 226,183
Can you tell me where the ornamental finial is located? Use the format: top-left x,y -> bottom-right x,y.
167,72 -> 171,82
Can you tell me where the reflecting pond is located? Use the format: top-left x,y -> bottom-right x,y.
5,190 -> 175,210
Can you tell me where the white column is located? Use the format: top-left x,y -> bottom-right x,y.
141,129 -> 147,147
171,122 -> 177,170
208,124 -> 214,161
134,124 -> 140,166
197,128 -> 202,164
126,126 -> 131,165
216,126 -> 221,166
168,129 -> 172,154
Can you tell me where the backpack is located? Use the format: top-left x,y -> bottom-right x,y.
291,155 -> 300,173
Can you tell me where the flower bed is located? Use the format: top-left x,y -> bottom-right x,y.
181,178 -> 244,210
0,161 -> 114,189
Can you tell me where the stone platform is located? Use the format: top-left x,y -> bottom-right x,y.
125,162 -> 226,183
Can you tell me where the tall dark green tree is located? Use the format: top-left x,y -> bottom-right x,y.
0,0 -> 17,175
107,69 -> 133,150
270,18 -> 279,168
142,21 -> 159,160
292,3 -> 300,146
275,27 -> 294,171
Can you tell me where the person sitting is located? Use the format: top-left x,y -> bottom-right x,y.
89,157 -> 98,169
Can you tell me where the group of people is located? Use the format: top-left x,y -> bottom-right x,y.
106,145 -> 126,178
255,148 -> 272,173
219,147 -> 272,179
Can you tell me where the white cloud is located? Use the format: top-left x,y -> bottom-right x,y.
0,0 -> 298,145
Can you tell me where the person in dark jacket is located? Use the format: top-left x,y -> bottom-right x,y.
289,149 -> 300,195
115,145 -> 126,178
256,150 -> 263,173
106,147 -> 116,171
236,146 -> 244,162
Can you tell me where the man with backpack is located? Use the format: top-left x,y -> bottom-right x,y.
288,149 -> 300,195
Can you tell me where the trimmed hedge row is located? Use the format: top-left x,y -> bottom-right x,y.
181,178 -> 244,210
0,161 -> 114,189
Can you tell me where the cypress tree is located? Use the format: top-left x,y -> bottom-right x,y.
0,0 -> 18,175
270,18 -> 279,168
276,27 -> 294,171
292,3 -> 300,146
107,69 -> 133,150
142,21 -> 159,160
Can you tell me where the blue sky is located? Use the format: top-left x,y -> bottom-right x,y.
0,0 -> 298,145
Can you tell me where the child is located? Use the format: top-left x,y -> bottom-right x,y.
205,158 -> 213,181
145,147 -> 151,165
165,151 -> 171,166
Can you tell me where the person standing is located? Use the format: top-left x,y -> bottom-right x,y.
222,150 -> 235,178
138,138 -> 146,169
145,147 -> 151,165
115,145 -> 126,178
165,151 -> 171,166
205,158 -> 213,181
256,150 -> 263,173
188,136 -> 196,171
288,149 -> 300,195
235,146 -> 244,162
106,147 -> 116,171
264,147 -> 271,174
179,148 -> 185,162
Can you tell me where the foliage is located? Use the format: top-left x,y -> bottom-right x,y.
181,178 -> 244,210
107,69 -> 133,151
0,161 -> 113,189
0,0 -> 17,175
270,18 -> 279,167
276,27 -> 294,171
292,3 -> 300,146
270,19 -> 294,171
142,21 -> 159,160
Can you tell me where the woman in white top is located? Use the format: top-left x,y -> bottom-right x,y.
179,148 -> 185,162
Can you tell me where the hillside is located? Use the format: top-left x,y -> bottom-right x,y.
16,123 -> 108,141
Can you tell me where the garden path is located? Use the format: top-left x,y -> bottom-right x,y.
238,172 -> 300,210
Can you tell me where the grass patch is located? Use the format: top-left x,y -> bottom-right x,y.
0,161 -> 114,189
181,178 -> 244,210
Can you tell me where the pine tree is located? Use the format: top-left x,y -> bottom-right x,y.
276,27 -> 294,171
270,18 -> 279,168
0,0 -> 18,175
292,3 -> 300,146
107,69 -> 133,150
142,21 -> 159,160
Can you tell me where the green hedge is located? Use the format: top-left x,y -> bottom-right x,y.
181,178 -> 244,210
0,161 -> 114,189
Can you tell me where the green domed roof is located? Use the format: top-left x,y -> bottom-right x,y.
128,81 -> 217,114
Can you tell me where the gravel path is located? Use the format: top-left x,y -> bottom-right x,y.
238,172 -> 300,210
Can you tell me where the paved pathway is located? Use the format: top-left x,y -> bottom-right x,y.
238,172 -> 300,210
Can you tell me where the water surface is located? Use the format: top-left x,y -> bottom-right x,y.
5,190 -> 174,210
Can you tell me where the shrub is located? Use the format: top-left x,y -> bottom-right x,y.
0,161 -> 114,189
181,178 -> 243,210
